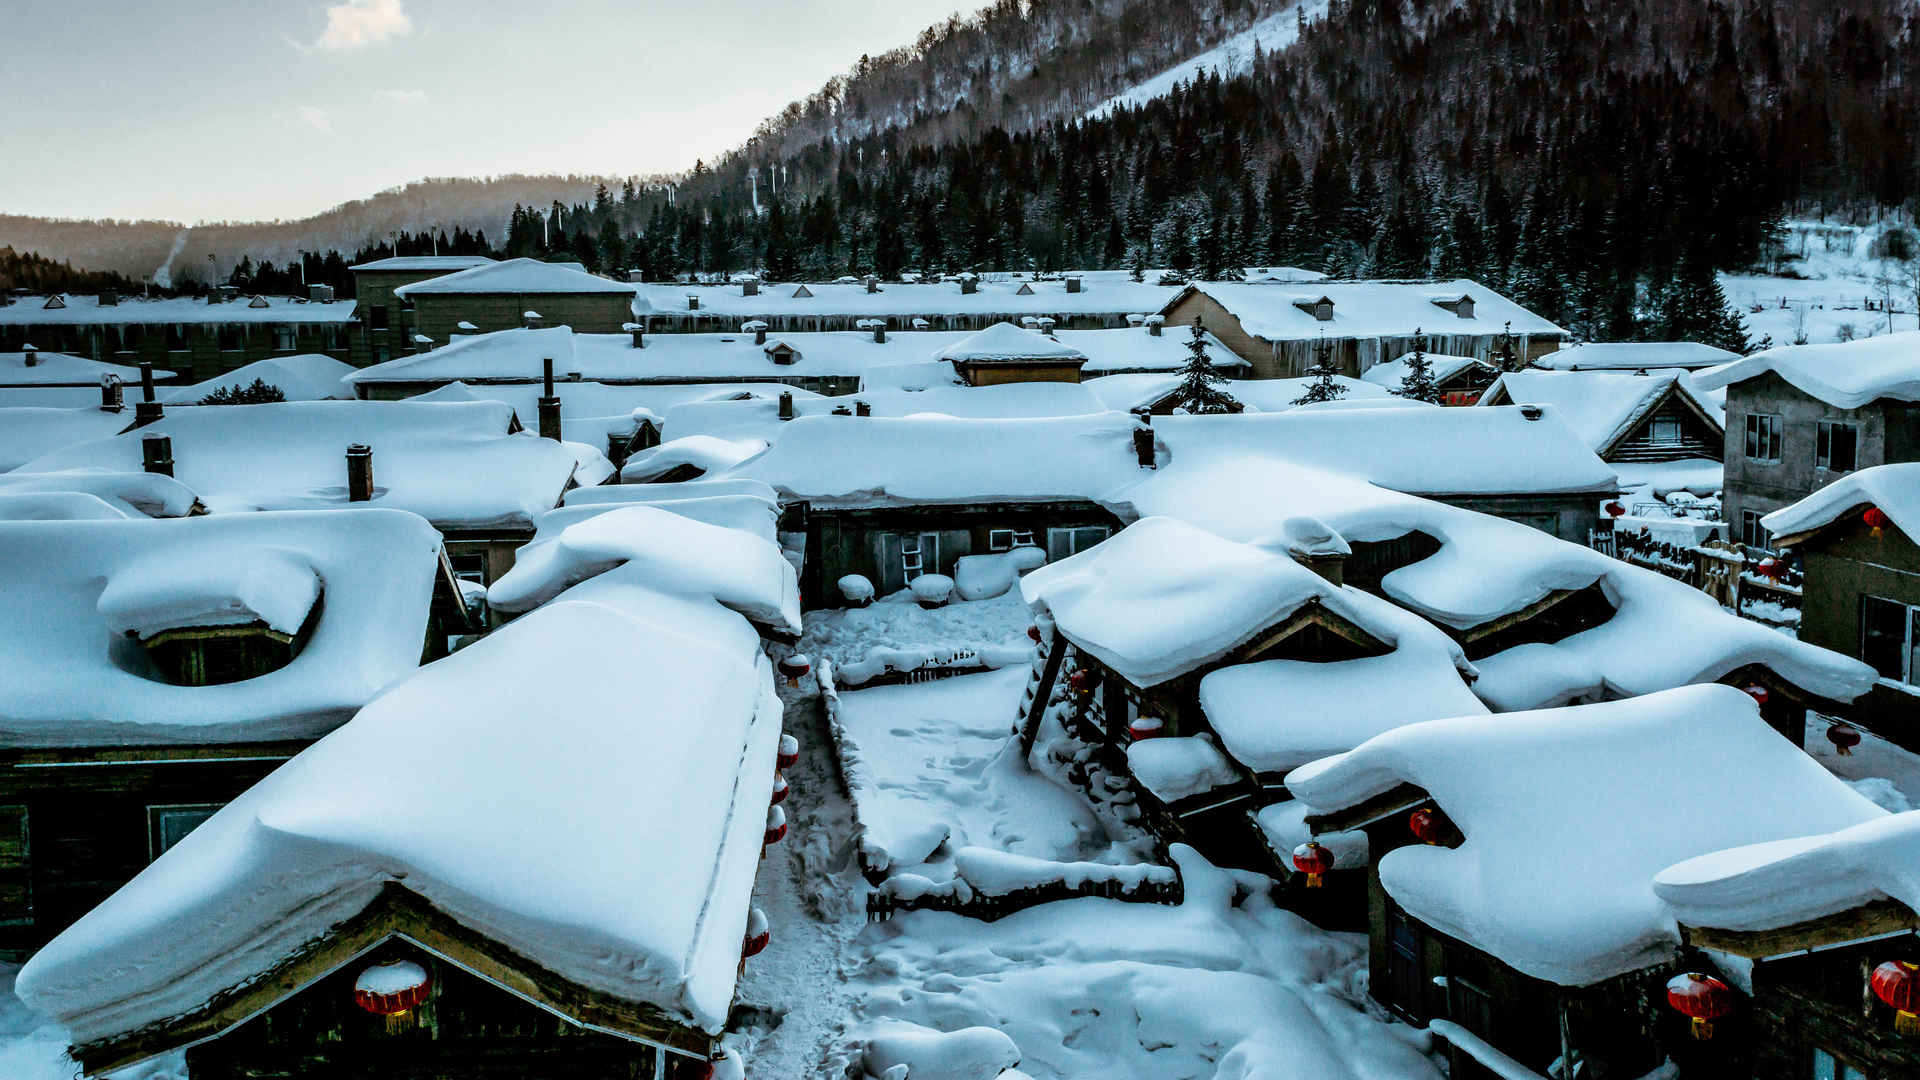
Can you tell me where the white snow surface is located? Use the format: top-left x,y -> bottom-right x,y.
391,257 -> 634,296
636,275 -> 1179,321
0,407 -> 132,471
1359,352 -> 1494,389
16,400 -> 592,530
0,350 -> 169,386
619,434 -> 768,482
0,491 -> 133,521
0,294 -> 353,327
1087,1 -> 1329,118
1691,331 -> 1920,408
349,255 -> 496,272
1654,809 -> 1920,934
158,354 -> 355,403
16,591 -> 784,1045
1762,461 -> 1920,542
1085,372 -> 1390,413
0,510 -> 440,746
1126,736 -> 1242,803
935,322 -> 1087,361
1482,370 -> 1723,452
1285,685 -> 1886,985
0,470 -> 199,518
1532,341 -> 1739,371
1169,280 -> 1567,347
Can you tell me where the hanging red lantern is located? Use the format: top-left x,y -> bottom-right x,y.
1408,807 -> 1450,846
1666,972 -> 1733,1040
771,772 -> 790,805
1864,506 -> 1891,538
764,805 -> 787,846
1605,500 -> 1626,518
1068,669 -> 1094,696
776,734 -> 799,770
1743,684 -> 1769,708
1874,961 -> 1920,1035
354,960 -> 431,1031
1827,723 -> 1862,756
1291,841 -> 1335,888
1128,716 -> 1165,741
741,907 -> 770,959
1027,624 -> 1043,643
778,653 -> 811,688
1756,556 -> 1784,580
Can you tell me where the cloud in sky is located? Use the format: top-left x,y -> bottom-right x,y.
297,105 -> 334,134
313,0 -> 413,51
374,88 -> 429,106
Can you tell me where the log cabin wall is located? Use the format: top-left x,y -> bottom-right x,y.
1606,395 -> 1723,463
1742,939 -> 1920,1079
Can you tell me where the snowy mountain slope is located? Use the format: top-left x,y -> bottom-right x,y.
1088,0 -> 1328,118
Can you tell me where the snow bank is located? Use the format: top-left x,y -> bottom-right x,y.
953,547 -> 1046,602
0,408 -> 129,471
0,470 -> 200,517
1654,809 -> 1918,934
0,510 -> 441,747
1285,685 -> 1885,985
391,257 -> 634,296
1762,461 -> 1920,542
1533,341 -> 1738,371
1127,736 -> 1242,803
1691,331 -> 1920,407
619,434 -> 768,483
936,322 -> 1086,361
159,354 -> 354,403
1360,352 -> 1494,389
563,476 -> 778,507
861,1021 -> 1020,1080
0,350 -> 168,386
0,492 -> 132,520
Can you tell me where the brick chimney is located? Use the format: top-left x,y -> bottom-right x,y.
99,374 -> 123,413
1132,412 -> 1156,469
778,391 -> 794,420
687,295 -> 700,311
1065,275 -> 1083,294
141,433 -> 173,477
1145,315 -> 1164,337
21,344 -> 38,367
132,362 -> 164,427
538,358 -> 563,442
855,400 -> 872,417
872,321 -> 887,344
960,276 -> 978,296
346,444 -> 374,502
742,279 -> 760,297
865,276 -> 879,294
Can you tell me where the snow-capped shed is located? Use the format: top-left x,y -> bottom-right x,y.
1532,340 -> 1740,372
1359,351 -> 1500,405
1762,462 -> 1920,745
389,257 -> 636,341
1477,369 -> 1725,464
1289,684 -> 1886,1080
14,400 -> 611,585
1157,279 -> 1568,379
936,322 -> 1090,386
16,571 -> 785,1078
0,509 -> 467,956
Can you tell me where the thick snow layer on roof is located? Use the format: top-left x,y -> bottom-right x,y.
0,491 -> 133,520
1762,461 -> 1920,542
1359,352 -> 1493,389
487,505 -> 800,636
391,257 -> 633,296
661,383 -> 1109,443
1083,373 -> 1387,413
1691,332 -> 1920,407
1198,589 -> 1484,775
619,435 -> 768,483
0,295 -> 353,326
936,323 -> 1088,361
0,510 -> 440,747
17,401 -> 589,530
636,276 -> 1179,319
530,494 -> 778,552
1255,800 -> 1369,872
349,255 -> 497,272
1533,341 -> 1739,371
348,325 -> 577,383
160,354 -> 354,403
1482,370 -> 1723,452
0,470 -> 200,517
1655,809 -> 1916,933
16,594 -> 782,1042
1020,516 -> 1388,687
0,407 -> 131,471
1285,685 -> 1886,985
1126,736 -> 1241,803
1173,280 -> 1566,342
563,477 -> 778,507
0,351 -> 169,386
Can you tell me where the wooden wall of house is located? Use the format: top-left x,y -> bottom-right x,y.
1608,396 -> 1723,463
1798,520 -> 1920,748
801,502 -> 1120,608
185,941 -> 693,1080
1741,939 -> 1920,1079
1433,492 -> 1602,545
642,311 -> 1134,335
411,292 -> 633,342
0,750 -> 300,959
0,319 -> 350,383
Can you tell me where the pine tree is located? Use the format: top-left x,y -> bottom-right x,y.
1394,327 -> 1440,402
198,379 -> 286,406
1171,317 -> 1241,414
1292,335 -> 1349,405
1491,321 -> 1523,372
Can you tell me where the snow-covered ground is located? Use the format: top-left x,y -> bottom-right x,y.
1724,216 -> 1920,347
1087,1 -> 1329,119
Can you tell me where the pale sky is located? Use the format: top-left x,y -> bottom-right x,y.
2,0 -> 969,224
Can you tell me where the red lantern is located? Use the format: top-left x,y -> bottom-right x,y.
1605,501 -> 1626,518
764,805 -> 787,846
354,960 -> 431,1033
741,908 -> 770,959
1027,624 -> 1043,643
1128,716 -> 1165,741
1291,841 -> 1335,888
1827,723 -> 1862,756
771,772 -> 790,805
776,734 -> 799,770
1864,506 -> 1891,537
1873,961 -> 1920,1035
1068,669 -> 1094,696
1743,684 -> 1769,708
1666,972 -> 1733,1040
778,654 -> 811,688
1756,556 -> 1784,580
1408,807 -> 1450,846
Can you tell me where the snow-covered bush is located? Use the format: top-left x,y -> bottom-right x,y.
910,573 -> 954,608
862,1022 -> 1020,1080
839,573 -> 876,607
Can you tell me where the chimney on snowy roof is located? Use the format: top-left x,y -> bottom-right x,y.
778,391 -> 794,421
21,344 -> 38,367
1145,314 -> 1164,338
855,399 -> 871,417
626,269 -> 644,283
346,444 -> 374,502
1132,412 -> 1156,470
628,323 -> 645,349
132,362 -> 163,427
687,295 -> 700,311
960,277 -> 978,296
100,374 -> 123,413
538,358 -> 562,442
141,433 -> 173,478
1066,275 -> 1083,294
865,276 -> 879,294
742,279 -> 760,297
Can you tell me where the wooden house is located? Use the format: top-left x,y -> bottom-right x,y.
0,510 -> 466,957
1156,279 -> 1568,380
935,322 -> 1090,386
1292,686 -> 1888,1080
1359,351 -> 1501,404
347,255 -> 498,367
0,294 -> 354,385
1478,370 -> 1725,466
390,258 -> 638,347
1532,340 -> 1740,372
1763,463 -> 1920,748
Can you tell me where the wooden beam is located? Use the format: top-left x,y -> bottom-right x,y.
1455,586 -> 1586,645
1679,900 -> 1920,959
1304,782 -> 1430,833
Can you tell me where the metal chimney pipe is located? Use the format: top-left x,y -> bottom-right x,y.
755,328 -> 768,346
873,323 -> 886,344
141,433 -> 173,477
132,362 -> 163,427
346,444 -> 374,502
538,358 -> 562,441
778,391 -> 794,420
100,374 -> 124,413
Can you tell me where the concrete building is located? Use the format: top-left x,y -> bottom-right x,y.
390,258 -> 638,347
347,255 -> 497,368
0,294 -> 353,383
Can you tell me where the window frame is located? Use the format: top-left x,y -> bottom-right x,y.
1741,509 -> 1771,551
147,803 -> 224,861
1648,414 -> 1684,446
1861,594 -> 1920,686
271,325 -> 298,352
987,528 -> 1016,553
1744,413 -> 1783,463
1815,420 -> 1858,473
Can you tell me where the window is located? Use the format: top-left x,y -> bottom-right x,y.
369,305 -> 390,331
148,804 -> 221,860
1385,906 -> 1425,1019
0,806 -> 29,926
164,325 -> 190,352
272,326 -> 297,351
1862,595 -> 1920,685
1812,1048 -> 1869,1080
1046,526 -> 1110,562
1744,413 -> 1783,463
1649,415 -> 1683,446
1816,421 -> 1858,472
217,326 -> 243,352
988,529 -> 1016,552
1740,510 -> 1771,551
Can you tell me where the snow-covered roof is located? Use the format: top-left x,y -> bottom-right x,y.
1168,280 -> 1567,342
391,257 -> 634,297
661,382 -> 1109,444
1083,373 -> 1391,413
0,492 -> 133,521
562,477 -> 779,508
1480,370 -> 1723,453
0,295 -> 355,326
1690,331 -> 1920,408
159,354 -> 355,403
1532,341 -> 1739,371
620,435 -> 768,483
0,350 -> 171,386
0,407 -> 132,471
0,470 -> 200,518
15,400 -> 599,531
0,510 -> 442,747
1762,461 -> 1920,544
16,589 -> 783,1044
1126,736 -> 1241,804
1286,684 -> 1886,986
1021,516 -> 1390,686
635,274 -> 1178,320
1655,809 -> 1917,934
935,322 -> 1088,362
1359,353 -> 1494,389
349,255 -> 498,272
